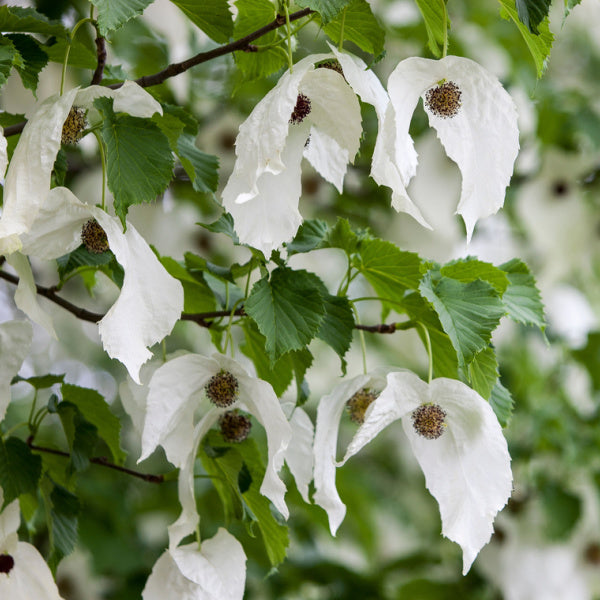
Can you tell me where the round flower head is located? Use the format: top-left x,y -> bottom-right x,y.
219,410 -> 252,443
61,106 -> 87,145
81,219 -> 109,253
346,388 -> 379,424
205,370 -> 239,407
411,403 -> 447,439
383,55 -> 520,241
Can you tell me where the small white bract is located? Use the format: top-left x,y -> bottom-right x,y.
313,369 -> 512,574
0,320 -> 32,421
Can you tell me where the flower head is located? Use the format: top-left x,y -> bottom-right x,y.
381,55 -> 519,240
313,370 -> 512,574
222,51 -> 368,256
138,353 -> 292,548
0,489 -> 65,599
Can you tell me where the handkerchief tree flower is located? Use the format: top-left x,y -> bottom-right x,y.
313,370 -> 512,574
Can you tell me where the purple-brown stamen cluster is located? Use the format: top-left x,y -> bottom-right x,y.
0,553 -> 15,574
425,81 -> 462,118
346,388 -> 379,424
411,403 -> 447,439
219,410 -> 252,443
61,106 -> 88,145
205,370 -> 239,408
289,93 -> 312,124
81,219 -> 109,254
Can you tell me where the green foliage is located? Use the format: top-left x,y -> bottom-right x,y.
169,0 -> 234,43
322,0 -> 385,56
315,292 -> 354,372
95,97 -> 174,225
468,346 -> 498,400
414,0 -> 448,58
539,481 -> 582,540
176,134 -> 219,194
0,36 -> 22,90
489,380 -> 514,426
43,482 -> 80,571
515,0 -> 552,33
12,373 -> 65,389
0,5 -> 67,36
294,0 -> 352,24
500,259 -> 546,330
0,437 -> 42,506
91,0 -> 156,36
5,33 -> 48,93
245,267 -> 326,363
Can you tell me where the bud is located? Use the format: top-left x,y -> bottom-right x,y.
425,81 -> 462,118
289,93 -> 312,124
205,370 -> 239,408
411,403 -> 447,439
0,553 -> 15,574
61,106 -> 88,145
81,219 -> 109,254
346,388 -> 379,425
219,410 -> 252,443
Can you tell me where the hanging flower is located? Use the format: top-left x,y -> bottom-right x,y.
138,353 -> 292,547
221,51 -> 368,256
382,55 -> 519,240
0,83 -> 183,383
313,369 -> 512,574
142,528 -> 246,600
0,320 -> 33,421
0,489 -> 65,599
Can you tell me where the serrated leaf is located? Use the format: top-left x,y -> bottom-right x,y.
498,0 -> 554,77
185,252 -> 236,284
357,238 -> 423,303
322,0 -> 385,56
95,97 -> 173,224
0,6 -> 67,36
316,293 -> 354,372
489,380 -> 514,427
57,403 -> 98,472
91,0 -> 155,36
176,134 -> 219,193
295,0 -> 352,24
198,213 -> 239,243
233,0 -> 286,81
286,219 -> 329,256
516,0 -> 551,33
5,33 -> 48,93
414,0 -> 448,58
0,36 -> 20,89
324,217 -> 361,254
564,0 -> 582,16
441,257 -> 509,295
61,384 -> 125,464
56,245 -> 114,283
0,437 -> 42,505
500,259 -> 545,329
468,347 -> 498,400
245,267 -> 325,363
12,373 -> 65,389
46,484 -> 80,570
42,36 -> 97,69
169,0 -> 233,43
419,272 -> 505,366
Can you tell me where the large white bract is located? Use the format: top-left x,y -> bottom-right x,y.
0,320 -> 32,421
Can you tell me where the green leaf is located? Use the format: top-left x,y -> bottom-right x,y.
176,134 -> 219,194
169,0 -> 233,43
540,481 -> 581,541
42,36 -> 97,69
198,213 -> 239,243
294,0 -> 352,24
441,257 -> 509,295
233,0 -> 287,81
46,484 -> 80,570
489,380 -> 514,427
324,218 -> 361,254
91,0 -> 155,36
564,0 -> 582,16
57,402 -> 98,472
5,33 -> 48,93
0,437 -> 42,506
61,384 -> 125,464
322,0 -> 385,56
245,267 -> 325,363
498,0 -> 554,77
573,333 -> 600,392
468,347 -> 498,400
12,373 -> 65,389
0,6 -> 67,36
159,256 -> 217,314
316,293 -> 355,372
500,259 -> 545,329
356,239 -> 423,303
286,219 -> 329,256
515,0 -> 551,33
419,272 -> 505,366
414,0 -> 448,58
0,36 -> 20,90
95,97 -> 174,224
56,245 -> 114,283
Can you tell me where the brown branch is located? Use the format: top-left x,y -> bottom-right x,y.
3,8 -> 314,137
90,35 -> 107,85
27,437 -> 164,483
356,322 -> 398,334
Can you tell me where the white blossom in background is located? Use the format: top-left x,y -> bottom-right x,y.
0,489 -> 65,599
222,51 -> 365,256
0,320 -> 33,421
138,353 -> 292,548
143,529 -> 246,600
383,55 -> 519,240
0,83 -> 183,383
313,369 -> 512,574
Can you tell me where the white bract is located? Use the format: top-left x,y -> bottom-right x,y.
383,55 -> 519,240
0,320 -> 33,421
139,353 -> 292,548
313,370 -> 512,574
0,83 -> 183,383
143,528 -> 246,600
222,51 -> 366,256
0,489 -> 65,599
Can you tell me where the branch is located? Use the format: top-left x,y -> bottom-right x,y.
3,8 -> 314,138
355,323 -> 398,334
90,35 -> 107,85
27,437 -> 164,483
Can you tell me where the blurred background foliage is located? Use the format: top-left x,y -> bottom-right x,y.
1,0 -> 600,598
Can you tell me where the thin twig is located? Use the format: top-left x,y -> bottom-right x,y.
90,35 -> 107,85
3,8 -> 314,137
27,437 -> 164,483
355,323 -> 398,334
